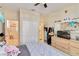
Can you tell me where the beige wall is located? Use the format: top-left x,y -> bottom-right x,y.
39,15 -> 46,42
0,6 -> 18,34
0,5 -> 47,45
2,6 -> 46,44
45,4 -> 79,27
3,6 -> 19,46
2,6 -> 18,20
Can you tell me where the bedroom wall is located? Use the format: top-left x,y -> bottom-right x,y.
2,6 -> 18,20
2,6 -> 19,46
1,5 -> 49,45
39,15 -> 45,42
1,6 -> 45,45
45,4 -> 79,27
0,6 -> 18,37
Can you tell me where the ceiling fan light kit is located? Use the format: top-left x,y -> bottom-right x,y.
44,3 -> 47,8
34,3 -> 47,8
34,3 -> 40,6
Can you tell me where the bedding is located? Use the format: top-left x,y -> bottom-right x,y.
0,45 -> 20,56
26,42 -> 69,56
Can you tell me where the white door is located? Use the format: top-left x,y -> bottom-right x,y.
21,20 -> 30,44
20,20 -> 38,45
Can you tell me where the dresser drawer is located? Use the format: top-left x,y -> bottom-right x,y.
70,41 -> 79,49
70,46 -> 79,56
55,43 -> 69,54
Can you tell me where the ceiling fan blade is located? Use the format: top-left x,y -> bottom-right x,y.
34,3 -> 40,6
44,3 -> 47,8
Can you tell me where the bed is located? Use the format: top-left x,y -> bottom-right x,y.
26,42 -> 69,56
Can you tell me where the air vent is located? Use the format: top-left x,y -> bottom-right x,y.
31,9 -> 35,11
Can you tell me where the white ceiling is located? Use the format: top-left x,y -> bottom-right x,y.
0,3 -> 73,14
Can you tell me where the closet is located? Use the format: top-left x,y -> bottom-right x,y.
20,20 -> 39,44
20,9 -> 40,45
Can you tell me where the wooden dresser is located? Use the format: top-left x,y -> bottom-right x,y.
51,36 -> 79,55
69,40 -> 79,56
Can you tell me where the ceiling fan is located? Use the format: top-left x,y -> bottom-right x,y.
34,3 -> 47,8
